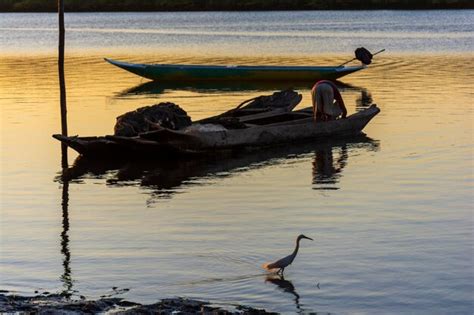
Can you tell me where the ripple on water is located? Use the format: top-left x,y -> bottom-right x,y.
1,10 -> 474,315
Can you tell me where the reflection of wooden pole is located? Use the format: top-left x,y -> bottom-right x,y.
60,179 -> 73,294
58,0 -> 68,168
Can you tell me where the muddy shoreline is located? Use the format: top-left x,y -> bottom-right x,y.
0,291 -> 276,314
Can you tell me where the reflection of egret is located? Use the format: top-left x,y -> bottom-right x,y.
263,235 -> 313,275
265,274 -> 301,312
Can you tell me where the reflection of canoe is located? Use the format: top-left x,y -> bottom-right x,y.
59,134 -> 380,197
118,80 -> 364,96
105,58 -> 365,82
120,80 -> 312,95
53,105 -> 380,158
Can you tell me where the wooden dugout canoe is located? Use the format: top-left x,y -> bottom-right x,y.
53,105 -> 380,158
104,58 -> 366,82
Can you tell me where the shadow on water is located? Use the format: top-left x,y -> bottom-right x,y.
58,135 -> 379,202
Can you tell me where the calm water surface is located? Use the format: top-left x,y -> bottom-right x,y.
1,11 -> 473,314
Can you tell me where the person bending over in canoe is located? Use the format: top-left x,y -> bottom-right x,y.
311,80 -> 347,122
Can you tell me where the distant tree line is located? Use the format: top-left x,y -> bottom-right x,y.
1,0 -> 472,12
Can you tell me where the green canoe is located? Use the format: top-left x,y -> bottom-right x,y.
104,58 -> 366,82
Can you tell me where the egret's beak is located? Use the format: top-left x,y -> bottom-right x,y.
303,236 -> 313,241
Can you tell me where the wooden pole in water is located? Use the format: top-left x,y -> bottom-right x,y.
58,0 -> 68,168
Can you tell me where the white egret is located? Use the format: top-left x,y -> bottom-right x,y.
263,234 -> 313,275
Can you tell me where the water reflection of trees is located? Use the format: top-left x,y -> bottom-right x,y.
61,135 -> 379,203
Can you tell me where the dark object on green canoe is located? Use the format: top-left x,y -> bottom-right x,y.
355,47 -> 373,65
337,48 -> 385,68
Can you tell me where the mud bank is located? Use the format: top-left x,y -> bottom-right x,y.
0,292 -> 276,314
